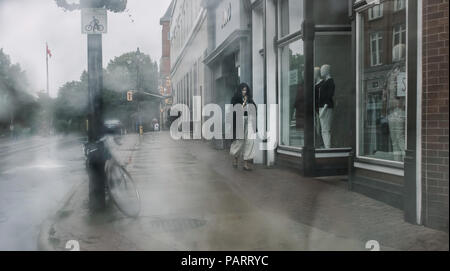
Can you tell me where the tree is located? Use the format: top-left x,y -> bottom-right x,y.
55,0 -> 127,12
53,72 -> 89,133
103,50 -> 160,131
0,49 -> 39,136
104,51 -> 159,93
52,50 -> 160,134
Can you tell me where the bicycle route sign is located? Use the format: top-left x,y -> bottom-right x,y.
81,8 -> 107,34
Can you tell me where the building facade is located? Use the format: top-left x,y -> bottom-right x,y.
170,0 -> 208,132
160,2 -> 173,96
254,0 -> 448,231
160,1 -> 174,129
421,0 -> 449,231
202,0 -> 254,150
163,0 -> 449,231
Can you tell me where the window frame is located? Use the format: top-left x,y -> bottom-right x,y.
368,3 -> 384,21
277,0 -> 304,40
277,39 -> 306,150
370,32 -> 383,66
355,3 -> 409,167
394,0 -> 406,12
276,0 -> 304,151
392,24 -> 407,61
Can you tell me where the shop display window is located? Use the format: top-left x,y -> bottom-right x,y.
357,0 -> 407,163
279,40 -> 305,148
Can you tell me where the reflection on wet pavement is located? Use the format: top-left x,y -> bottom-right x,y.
0,136 -> 85,251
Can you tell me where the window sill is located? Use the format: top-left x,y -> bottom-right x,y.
354,161 -> 404,177
356,153 -> 404,167
368,16 -> 383,22
393,8 -> 406,13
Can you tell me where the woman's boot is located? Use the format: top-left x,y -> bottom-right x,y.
243,160 -> 252,171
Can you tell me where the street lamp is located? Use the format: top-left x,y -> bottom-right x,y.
135,47 -> 144,135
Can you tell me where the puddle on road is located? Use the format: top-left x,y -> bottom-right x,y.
2,160 -> 66,174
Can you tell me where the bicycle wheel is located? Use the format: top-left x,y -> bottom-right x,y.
105,160 -> 141,217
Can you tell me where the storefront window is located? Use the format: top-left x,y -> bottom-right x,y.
358,0 -> 407,163
313,34 -> 353,149
279,39 -> 305,148
279,0 -> 303,38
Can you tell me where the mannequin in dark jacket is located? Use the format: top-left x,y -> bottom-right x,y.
230,83 -> 256,171
316,64 -> 335,149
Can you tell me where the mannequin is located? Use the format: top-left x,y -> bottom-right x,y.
317,64 -> 335,149
384,44 -> 406,161
314,67 -> 323,147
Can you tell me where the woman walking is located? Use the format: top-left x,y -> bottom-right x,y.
230,83 -> 256,171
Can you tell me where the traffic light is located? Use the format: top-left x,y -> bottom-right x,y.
127,91 -> 133,102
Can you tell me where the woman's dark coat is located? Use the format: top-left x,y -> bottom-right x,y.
230,83 -> 257,140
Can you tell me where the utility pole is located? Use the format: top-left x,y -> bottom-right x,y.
86,33 -> 106,210
82,7 -> 108,211
55,0 -> 127,213
136,47 -> 144,136
46,43 -> 50,95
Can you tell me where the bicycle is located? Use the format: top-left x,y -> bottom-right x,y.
84,136 -> 140,218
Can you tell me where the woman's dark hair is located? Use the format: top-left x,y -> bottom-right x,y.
235,83 -> 253,100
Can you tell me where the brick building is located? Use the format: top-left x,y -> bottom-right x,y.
421,0 -> 449,231
159,1 -> 174,129
160,1 -> 173,96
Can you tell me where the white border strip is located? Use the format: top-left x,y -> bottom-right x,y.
416,0 -> 423,225
354,162 -> 405,177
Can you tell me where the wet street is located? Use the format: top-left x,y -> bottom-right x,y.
0,135 -> 85,250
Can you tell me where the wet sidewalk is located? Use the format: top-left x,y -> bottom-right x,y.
39,132 -> 449,251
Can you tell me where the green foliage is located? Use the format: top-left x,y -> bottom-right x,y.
103,50 -> 160,130
53,73 -> 88,133
104,51 -> 159,93
0,49 -> 40,136
55,0 -> 127,12
53,50 -> 160,133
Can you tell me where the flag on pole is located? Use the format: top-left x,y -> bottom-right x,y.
46,43 -> 52,58
46,43 -> 51,95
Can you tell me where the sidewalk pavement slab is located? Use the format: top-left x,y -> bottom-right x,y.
39,132 -> 449,251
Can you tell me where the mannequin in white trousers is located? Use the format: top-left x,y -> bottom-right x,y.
316,65 -> 335,149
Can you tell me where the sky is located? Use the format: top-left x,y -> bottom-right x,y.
0,0 -> 171,97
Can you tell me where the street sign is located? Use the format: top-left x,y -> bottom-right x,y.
82,8 -> 107,34
127,91 -> 133,102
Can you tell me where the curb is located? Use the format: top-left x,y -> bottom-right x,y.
37,180 -> 85,251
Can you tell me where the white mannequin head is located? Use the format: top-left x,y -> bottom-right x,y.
320,64 -> 331,79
